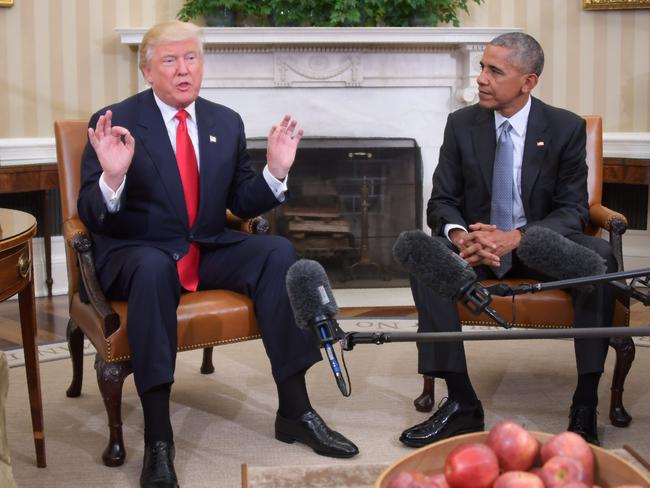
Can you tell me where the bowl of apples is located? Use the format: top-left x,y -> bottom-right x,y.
376,421 -> 650,488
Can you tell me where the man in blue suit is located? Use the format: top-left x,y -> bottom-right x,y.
78,20 -> 358,488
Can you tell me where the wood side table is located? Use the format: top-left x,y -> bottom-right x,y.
0,164 -> 59,297
0,208 -> 45,467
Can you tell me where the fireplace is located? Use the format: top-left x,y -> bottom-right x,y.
249,138 -> 422,287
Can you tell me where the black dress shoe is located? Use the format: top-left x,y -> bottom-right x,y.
275,409 -> 359,458
140,441 -> 179,488
400,398 -> 484,448
568,405 -> 600,446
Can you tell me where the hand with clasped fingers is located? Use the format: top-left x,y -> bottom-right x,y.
450,222 -> 522,268
266,114 -> 304,180
87,109 -> 135,192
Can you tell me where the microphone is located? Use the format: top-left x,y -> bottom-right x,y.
286,259 -> 349,396
392,230 -> 508,328
517,226 -> 607,281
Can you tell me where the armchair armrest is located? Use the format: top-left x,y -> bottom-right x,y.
226,210 -> 270,234
65,222 -> 120,338
589,203 -> 628,271
589,204 -> 627,234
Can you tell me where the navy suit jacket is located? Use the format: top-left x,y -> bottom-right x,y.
78,89 -> 280,270
428,97 -> 589,238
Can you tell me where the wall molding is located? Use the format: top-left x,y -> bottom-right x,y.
3,131 -> 648,167
603,132 -> 650,159
0,137 -> 57,166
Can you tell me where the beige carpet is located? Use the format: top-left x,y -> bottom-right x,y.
5,332 -> 650,487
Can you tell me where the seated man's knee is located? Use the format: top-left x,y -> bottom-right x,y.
572,235 -> 617,273
131,248 -> 179,285
266,236 -> 298,269
590,238 -> 617,272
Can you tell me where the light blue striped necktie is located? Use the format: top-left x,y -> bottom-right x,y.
490,120 -> 514,278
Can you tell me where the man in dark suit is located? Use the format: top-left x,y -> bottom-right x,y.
399,32 -> 615,449
78,21 -> 358,488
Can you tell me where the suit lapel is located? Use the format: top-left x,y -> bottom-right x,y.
195,98 -> 225,221
137,90 -> 188,224
471,108 -> 497,193
521,97 -> 549,214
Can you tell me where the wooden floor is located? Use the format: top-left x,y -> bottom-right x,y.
0,294 -> 647,351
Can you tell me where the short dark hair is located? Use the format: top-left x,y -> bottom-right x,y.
489,32 -> 545,76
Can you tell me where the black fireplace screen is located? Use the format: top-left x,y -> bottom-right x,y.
248,138 -> 422,288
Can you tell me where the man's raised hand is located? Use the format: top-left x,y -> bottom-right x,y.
88,110 -> 135,191
266,114 -> 304,180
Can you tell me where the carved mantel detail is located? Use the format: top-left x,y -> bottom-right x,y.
274,52 -> 362,87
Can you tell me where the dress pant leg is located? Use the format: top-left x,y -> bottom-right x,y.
97,246 -> 181,395
567,234 -> 617,375
411,275 -> 468,375
198,234 -> 322,384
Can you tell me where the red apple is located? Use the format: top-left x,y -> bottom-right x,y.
429,474 -> 449,488
493,471 -> 544,488
388,471 -> 442,488
444,442 -> 499,488
486,420 -> 540,471
411,472 -> 443,488
541,432 -> 594,484
540,455 -> 590,487
561,483 -> 591,488
388,471 -> 415,488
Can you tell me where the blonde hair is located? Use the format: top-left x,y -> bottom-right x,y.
139,21 -> 203,71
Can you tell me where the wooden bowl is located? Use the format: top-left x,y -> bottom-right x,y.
375,432 -> 650,488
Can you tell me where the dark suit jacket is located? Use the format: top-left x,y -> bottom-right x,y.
78,89 -> 280,270
428,97 -> 589,238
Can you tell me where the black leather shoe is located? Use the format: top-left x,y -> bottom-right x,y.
275,410 -> 359,458
568,405 -> 600,446
140,441 -> 179,488
400,398 -> 484,448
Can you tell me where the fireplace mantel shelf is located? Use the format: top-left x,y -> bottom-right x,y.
116,26 -> 519,47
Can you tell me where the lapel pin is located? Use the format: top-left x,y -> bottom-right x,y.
210,135 -> 218,143
537,141 -> 545,147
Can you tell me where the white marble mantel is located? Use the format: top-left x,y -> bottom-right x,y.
116,26 -> 517,46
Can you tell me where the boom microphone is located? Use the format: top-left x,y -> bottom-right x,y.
392,230 -> 508,328
286,259 -> 349,396
517,226 -> 607,281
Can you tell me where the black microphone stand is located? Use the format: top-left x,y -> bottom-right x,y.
341,267 -> 650,351
341,325 -> 650,350
487,267 -> 650,304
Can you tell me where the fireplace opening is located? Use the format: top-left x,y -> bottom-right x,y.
248,138 -> 422,288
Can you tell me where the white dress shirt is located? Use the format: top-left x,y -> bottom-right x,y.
99,92 -> 288,212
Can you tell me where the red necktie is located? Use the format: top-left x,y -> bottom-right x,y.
175,110 -> 200,291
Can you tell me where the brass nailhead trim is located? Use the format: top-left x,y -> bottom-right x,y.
104,334 -> 262,363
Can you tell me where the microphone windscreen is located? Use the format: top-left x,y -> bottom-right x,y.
286,259 -> 339,330
517,226 -> 607,280
392,230 -> 477,298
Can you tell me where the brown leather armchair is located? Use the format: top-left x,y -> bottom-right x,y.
413,116 -> 635,428
54,120 -> 265,467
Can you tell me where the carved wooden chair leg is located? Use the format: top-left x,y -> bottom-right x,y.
66,319 -> 85,398
200,347 -> 215,374
608,336 -> 635,427
414,375 -> 435,412
95,355 -> 132,467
